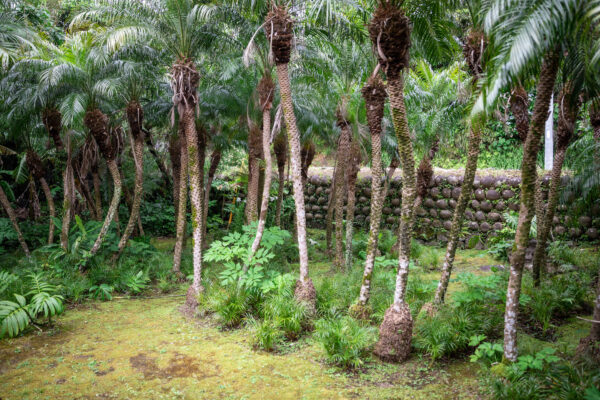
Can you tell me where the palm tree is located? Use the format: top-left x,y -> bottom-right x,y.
344,139 -> 361,269
75,0 -> 220,306
367,2 -> 415,363
172,123 -> 188,277
273,130 -> 287,227
433,28 -> 487,305
265,5 -> 315,309
349,74 -> 387,319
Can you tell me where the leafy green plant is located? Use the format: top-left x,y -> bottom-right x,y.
469,339 -> 503,365
315,317 -> 376,369
88,284 -> 114,301
0,270 -> 17,294
0,273 -> 64,338
124,271 -> 149,294
261,294 -> 308,340
249,318 -> 283,352
212,288 -> 253,328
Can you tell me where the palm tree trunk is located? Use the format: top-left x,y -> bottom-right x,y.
172,132 -> 188,277
90,159 -> 122,255
591,278 -> 600,341
503,52 -> 559,362
202,149 -> 221,248
275,63 -> 315,308
182,105 -> 205,308
433,122 -> 483,304
92,168 -> 102,220
0,183 -> 30,256
114,135 -> 144,260
334,124 -> 351,269
344,142 -> 361,270
39,177 -> 55,245
325,157 -> 339,255
374,74 -> 416,363
274,132 -> 287,227
60,153 -> 74,252
247,107 -> 273,265
246,125 -> 261,224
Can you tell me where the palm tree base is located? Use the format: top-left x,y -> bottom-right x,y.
576,335 -> 600,364
182,285 -> 202,316
348,302 -> 372,321
294,278 -> 316,315
374,303 -> 413,362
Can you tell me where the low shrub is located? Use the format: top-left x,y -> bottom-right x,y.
314,316 -> 376,369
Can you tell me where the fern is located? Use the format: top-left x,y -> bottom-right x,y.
0,294 -> 32,338
0,270 -> 17,294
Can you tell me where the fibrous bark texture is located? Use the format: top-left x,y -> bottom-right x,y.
344,141 -> 361,269
503,52 -> 559,362
334,118 -> 351,269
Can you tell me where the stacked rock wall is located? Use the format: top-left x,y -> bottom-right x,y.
304,172 -> 600,245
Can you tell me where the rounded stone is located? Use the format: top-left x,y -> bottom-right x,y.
552,216 -> 560,224
422,218 -> 431,226
440,210 -> 453,220
432,219 -> 442,228
364,188 -> 372,197
391,198 -> 401,207
424,198 -> 435,208
312,205 -> 320,211
591,204 -> 600,217
436,199 -> 449,209
495,201 -> 506,211
448,175 -> 460,186
486,189 -> 501,200
502,189 -> 515,200
318,197 -> 327,204
492,222 -> 503,231
553,225 -> 565,235
475,189 -> 485,201
475,211 -> 485,221
578,216 -> 592,227
471,200 -> 480,210
449,199 -> 457,209
383,207 -> 392,215
488,212 -> 501,222
569,227 -> 581,237
394,207 -> 402,216
386,216 -> 396,224
480,201 -> 493,212
481,176 -> 496,188
429,209 -> 438,218
430,187 -> 440,197
451,187 -> 461,199
359,196 -> 368,203
315,186 -> 323,195
442,188 -> 452,198
468,221 -> 479,230
473,178 -> 481,188
325,188 -> 331,194
416,207 -> 427,217
314,213 -> 323,220
306,213 -> 313,220
465,210 -> 474,220
362,206 -> 370,214
480,222 -> 491,232
306,186 -> 315,195
443,221 -> 452,230
586,228 -> 599,240
437,233 -> 449,242
508,202 -> 520,211
508,177 -> 521,187
322,205 -> 328,212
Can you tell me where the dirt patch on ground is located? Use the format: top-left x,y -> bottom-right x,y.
129,351 -> 217,380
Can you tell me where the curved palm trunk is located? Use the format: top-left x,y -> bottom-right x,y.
344,142 -> 361,269
39,178 -> 55,245
115,105 -> 145,260
0,183 -> 30,256
433,122 -> 483,304
247,104 -> 273,266
90,159 -> 122,255
333,126 -> 351,269
202,148 -> 221,248
172,132 -> 188,277
503,52 -> 559,362
532,84 -> 580,285
275,63 -> 314,307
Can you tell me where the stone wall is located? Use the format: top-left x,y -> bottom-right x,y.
304,172 -> 600,245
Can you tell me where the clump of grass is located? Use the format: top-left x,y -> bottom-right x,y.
249,318 -> 283,352
314,316 -> 376,369
417,247 -> 443,270
262,294 -> 308,340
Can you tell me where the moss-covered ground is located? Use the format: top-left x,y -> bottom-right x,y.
0,238 -> 591,400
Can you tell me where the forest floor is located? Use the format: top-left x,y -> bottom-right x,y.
0,242 -> 590,400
